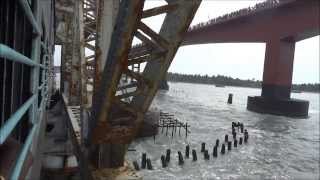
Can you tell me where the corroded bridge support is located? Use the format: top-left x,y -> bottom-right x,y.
88,0 -> 201,169
247,38 -> 309,117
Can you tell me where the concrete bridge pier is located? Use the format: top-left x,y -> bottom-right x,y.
247,38 -> 309,117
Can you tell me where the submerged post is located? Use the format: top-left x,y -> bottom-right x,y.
185,145 -> 190,158
141,153 -> 147,169
178,151 -> 184,165
146,159 -> 153,170
161,155 -> 167,168
166,149 -> 171,163
192,149 -> 197,161
213,146 -> 218,157
201,142 -> 206,152
228,93 -> 233,104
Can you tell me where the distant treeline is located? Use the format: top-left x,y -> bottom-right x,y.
167,72 -> 320,93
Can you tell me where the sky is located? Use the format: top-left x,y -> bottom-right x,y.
54,0 -> 320,84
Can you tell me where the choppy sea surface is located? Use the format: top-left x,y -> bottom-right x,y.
126,82 -> 319,180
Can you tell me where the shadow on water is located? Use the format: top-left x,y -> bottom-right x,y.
254,115 -> 292,133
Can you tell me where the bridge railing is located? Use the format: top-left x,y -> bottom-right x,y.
0,0 -> 53,179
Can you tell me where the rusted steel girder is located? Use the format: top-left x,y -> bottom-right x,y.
90,0 -> 146,145
90,0 -> 201,145
59,5 -> 75,102
94,0 -> 119,101
79,0 -> 100,109
69,0 -> 83,106
131,0 -> 202,112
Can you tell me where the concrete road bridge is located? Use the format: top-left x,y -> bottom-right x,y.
183,0 -> 319,117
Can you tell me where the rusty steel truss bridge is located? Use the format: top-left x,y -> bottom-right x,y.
56,0 -> 201,178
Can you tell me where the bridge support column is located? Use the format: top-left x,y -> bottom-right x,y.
90,0 -> 125,169
247,38 -> 309,117
159,74 -> 169,90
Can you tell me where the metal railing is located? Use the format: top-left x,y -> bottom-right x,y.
0,0 -> 51,179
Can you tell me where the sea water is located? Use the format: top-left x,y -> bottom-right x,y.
126,82 -> 319,180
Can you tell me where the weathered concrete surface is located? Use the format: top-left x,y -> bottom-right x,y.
40,101 -> 80,180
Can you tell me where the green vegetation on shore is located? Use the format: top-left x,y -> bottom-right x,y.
167,72 -> 320,93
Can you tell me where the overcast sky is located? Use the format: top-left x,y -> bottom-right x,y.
54,0 -> 319,84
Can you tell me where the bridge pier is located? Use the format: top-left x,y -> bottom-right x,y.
159,74 -> 169,90
247,38 -> 309,117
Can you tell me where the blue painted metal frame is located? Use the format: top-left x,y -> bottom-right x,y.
10,124 -> 38,180
0,94 -> 37,144
0,44 -> 45,68
0,0 -> 51,179
18,0 -> 42,36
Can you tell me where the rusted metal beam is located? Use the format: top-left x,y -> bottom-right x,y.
79,0 -> 88,107
85,36 -> 96,42
134,31 -> 159,49
142,4 -> 178,18
90,0 -> 145,142
131,0 -> 202,115
69,0 -> 83,106
116,90 -> 140,100
124,69 -> 148,86
112,98 -> 137,115
85,43 -> 95,51
138,22 -> 169,50
128,52 -> 164,65
117,82 -> 139,91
